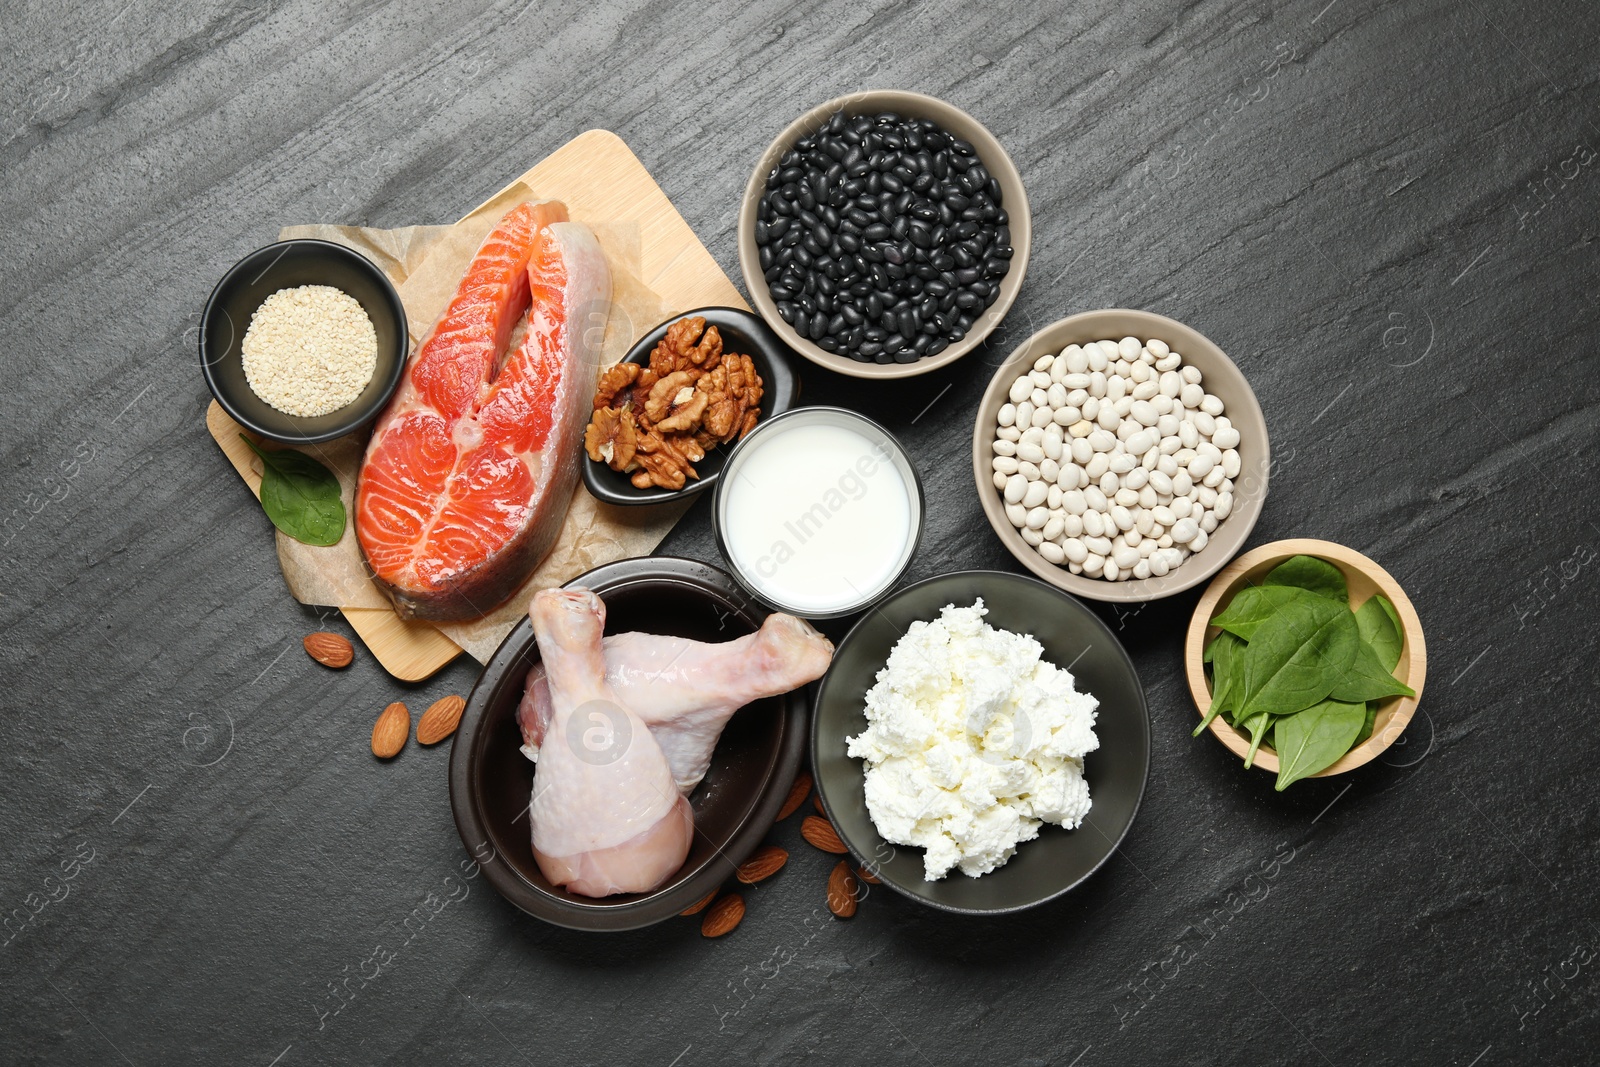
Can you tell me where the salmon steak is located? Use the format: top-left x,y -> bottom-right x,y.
355,200 -> 610,620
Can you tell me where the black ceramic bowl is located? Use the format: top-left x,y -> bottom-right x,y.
581,306 -> 799,506
812,570 -> 1150,915
200,239 -> 408,444
448,556 -> 810,931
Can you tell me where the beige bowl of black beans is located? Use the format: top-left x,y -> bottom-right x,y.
738,90 -> 1031,379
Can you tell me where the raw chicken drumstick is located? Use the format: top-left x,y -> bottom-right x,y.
516,612 -> 834,793
527,588 -> 694,897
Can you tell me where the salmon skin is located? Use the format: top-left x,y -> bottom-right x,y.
355,201 -> 610,621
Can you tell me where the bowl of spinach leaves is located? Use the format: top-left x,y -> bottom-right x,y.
1184,539 -> 1426,790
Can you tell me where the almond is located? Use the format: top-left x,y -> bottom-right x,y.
800,815 -> 847,854
776,771 -> 812,820
416,695 -> 465,745
680,891 -> 718,916
813,792 -> 826,815
701,893 -> 745,937
735,845 -> 788,885
827,860 -> 859,918
371,701 -> 409,759
304,632 -> 354,668
857,865 -> 882,885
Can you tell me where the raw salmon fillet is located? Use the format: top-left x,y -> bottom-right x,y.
355,201 -> 610,620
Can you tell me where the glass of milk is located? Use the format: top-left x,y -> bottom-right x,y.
713,407 -> 924,618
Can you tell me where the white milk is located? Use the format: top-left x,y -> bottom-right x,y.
719,415 -> 917,615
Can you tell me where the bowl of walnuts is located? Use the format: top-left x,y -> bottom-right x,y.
582,307 -> 801,506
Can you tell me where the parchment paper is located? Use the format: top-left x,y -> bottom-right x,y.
263,181 -> 686,663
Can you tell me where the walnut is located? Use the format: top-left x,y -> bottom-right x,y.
696,352 -> 764,444
584,406 -> 638,470
644,370 -> 710,433
586,315 -> 765,489
594,362 -> 641,410
629,429 -> 700,489
650,316 -> 723,377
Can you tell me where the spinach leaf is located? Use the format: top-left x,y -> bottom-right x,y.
1355,702 -> 1378,745
1238,597 -> 1359,719
1328,637 -> 1416,703
1195,631 -> 1245,735
1274,699 -> 1366,790
1354,594 -> 1404,672
1210,585 -> 1311,642
241,435 -> 346,547
1263,555 -> 1348,603
1240,709 -> 1276,768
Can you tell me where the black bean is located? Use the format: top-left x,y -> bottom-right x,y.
927,337 -> 948,356
893,346 -> 921,364
982,285 -> 1000,308
865,325 -> 887,341
769,282 -> 793,301
836,232 -> 860,254
858,341 -> 882,358
955,290 -> 981,312
984,258 -> 1009,277
828,313 -> 847,335
768,217 -> 791,239
775,300 -> 793,320
792,309 -> 809,335
883,332 -> 905,350
913,333 -> 933,355
817,336 -> 839,353
793,246 -> 812,268
989,244 -> 1014,260
881,173 -> 904,194
799,187 -> 817,211
954,267 -> 981,285
881,243 -> 904,266
807,312 -> 828,340
816,274 -> 835,296
996,209 -> 1009,225
885,261 -> 906,279
897,307 -> 916,338
759,245 -> 773,271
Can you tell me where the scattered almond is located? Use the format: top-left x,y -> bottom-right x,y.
857,865 -> 882,885
735,845 -> 789,885
371,701 -> 409,759
416,695 -> 465,745
701,893 -> 745,937
304,632 -> 354,668
776,771 -> 812,820
800,815 -> 848,854
681,891 -> 717,916
827,860 -> 860,918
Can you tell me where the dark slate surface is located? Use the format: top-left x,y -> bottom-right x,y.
2,0 -> 1597,1063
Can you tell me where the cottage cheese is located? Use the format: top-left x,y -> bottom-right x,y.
846,600 -> 1099,880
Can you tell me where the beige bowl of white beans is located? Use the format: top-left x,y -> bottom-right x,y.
971,309 -> 1270,603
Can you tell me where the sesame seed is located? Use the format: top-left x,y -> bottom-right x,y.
241,285 -> 379,418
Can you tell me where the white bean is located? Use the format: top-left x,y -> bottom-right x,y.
1084,485 -> 1108,512
1062,490 -> 1087,515
1025,506 -> 1050,530
1203,465 -> 1226,488
998,425 -> 1022,442
1063,513 -> 1084,538
1222,448 -> 1241,478
1103,561 -> 1121,582
1047,484 -> 1063,509
1146,338 -> 1169,358
1042,515 -> 1065,541
1190,527 -> 1209,552
1172,517 -> 1199,543
1004,474 -> 1027,503
1016,401 -> 1034,427
1031,406 -> 1053,428
1125,466 -> 1149,490
1088,429 -> 1118,452
1085,535 -> 1113,556
1112,544 -> 1139,569
1022,526 -> 1045,546
1109,453 -> 1137,475
1022,480 -> 1049,508
1100,471 -> 1120,495
1155,352 -> 1181,371
1178,421 -> 1199,449
1200,510 -> 1218,534
1192,411 -> 1216,437
1039,540 -> 1066,565
993,438 -> 1017,457
1047,383 -> 1068,409
1111,505 -> 1135,532
998,403 -> 1016,427
1200,394 -> 1224,416
1005,502 -> 1028,527
1063,345 -> 1088,373
1018,461 -> 1041,481
1106,375 -> 1126,402
1180,383 -> 1204,408
1063,538 -> 1088,564
1039,457 -> 1061,483
1008,377 -> 1032,404
1088,371 -> 1107,397
1215,492 -> 1233,519
1018,442 -> 1044,464
1214,425 -> 1241,449
1083,509 -> 1105,538
1117,487 -> 1140,507
1172,470 -> 1194,496
1082,396 -> 1101,422
1188,453 -> 1216,479
1087,345 -> 1109,372
993,456 -> 1020,475
1034,353 -> 1056,372
1180,365 -> 1202,385
1148,470 -> 1173,496
1083,553 -> 1104,575
1149,552 -> 1169,577
993,471 -> 1008,490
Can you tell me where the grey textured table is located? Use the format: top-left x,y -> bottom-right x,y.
3,1 -> 1597,1063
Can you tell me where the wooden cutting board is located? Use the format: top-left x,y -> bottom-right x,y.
208,129 -> 747,680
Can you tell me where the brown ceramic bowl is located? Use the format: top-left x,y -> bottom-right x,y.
1184,538 -> 1428,777
737,89 -> 1031,380
447,557 -> 809,931
972,309 -> 1270,603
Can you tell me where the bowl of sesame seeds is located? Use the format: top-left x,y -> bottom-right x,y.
200,239 -> 408,444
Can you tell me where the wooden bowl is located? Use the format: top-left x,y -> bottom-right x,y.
972,309 -> 1270,603
1184,538 -> 1427,777
737,89 -> 1031,380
